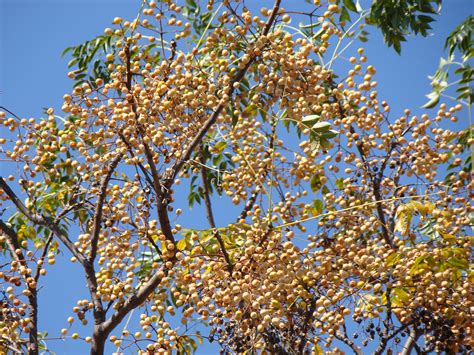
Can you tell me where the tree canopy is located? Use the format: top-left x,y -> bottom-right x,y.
0,1 -> 472,354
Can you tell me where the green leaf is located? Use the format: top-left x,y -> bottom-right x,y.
61,47 -> 73,57
214,141 -> 227,153
343,0 -> 358,12
422,92 -> 440,109
319,138 -> 333,152
300,22 -> 320,29
310,175 -> 322,192
314,344 -> 323,355
335,178 -> 344,189
393,38 -> 402,54
320,129 -> 338,139
190,337 -> 198,351
302,115 -> 320,123
312,199 -> 324,215
68,58 -> 79,67
340,7 -> 351,23
312,121 -> 331,131
447,257 -> 468,270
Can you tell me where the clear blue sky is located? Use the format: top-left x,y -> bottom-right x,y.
0,0 -> 471,354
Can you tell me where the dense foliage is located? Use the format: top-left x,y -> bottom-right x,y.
0,1 -> 472,354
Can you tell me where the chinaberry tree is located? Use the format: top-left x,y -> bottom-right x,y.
0,0 -> 472,354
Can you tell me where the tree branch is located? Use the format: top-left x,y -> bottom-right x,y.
199,146 -> 216,228
374,320 -> 414,355
89,154 -> 123,262
236,187 -> 261,222
119,132 -> 156,190
89,2 -> 283,352
213,229 -> 233,273
0,177 -> 86,263
297,299 -> 317,354
34,232 -> 53,283
164,0 -> 282,190
334,331 -> 362,355
95,264 -> 173,347
237,119 -> 276,223
348,126 -> 394,248
0,177 -> 106,342
400,326 -> 419,355
198,147 -> 233,271
0,219 -> 22,255
124,44 -> 162,198
0,220 -> 39,355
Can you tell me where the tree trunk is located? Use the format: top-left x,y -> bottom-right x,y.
90,325 -> 107,355
27,292 -> 38,355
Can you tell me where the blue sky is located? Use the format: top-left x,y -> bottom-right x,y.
0,0 -> 471,354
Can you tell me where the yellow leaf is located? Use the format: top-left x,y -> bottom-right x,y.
409,262 -> 429,276
242,104 -> 258,118
176,238 -> 187,251
395,208 -> 411,236
386,252 -> 401,267
49,240 -> 59,253
439,231 -> 455,242
393,288 -> 410,304
410,201 -> 435,221
313,344 -> 323,355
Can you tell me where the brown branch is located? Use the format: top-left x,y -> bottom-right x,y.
34,239 -> 54,282
400,326 -> 420,355
118,132 -> 156,190
334,321 -> 362,355
0,220 -> 39,355
198,147 -> 233,272
56,200 -> 86,221
297,299 -> 316,354
237,119 -> 277,223
236,188 -> 261,222
388,164 -> 405,234
26,288 -> 39,355
90,2 -> 283,352
124,45 -> 162,198
89,154 -> 123,262
349,127 -> 394,248
374,320 -> 414,355
382,286 -> 393,335
156,200 -> 176,244
199,147 -> 216,228
0,179 -> 43,225
213,229 -> 233,273
34,232 -> 53,283
164,0 -> 282,190
0,220 -> 23,255
372,184 -> 394,247
0,177 -> 86,263
123,46 -> 171,259
93,264 -> 174,353
0,177 -> 106,341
